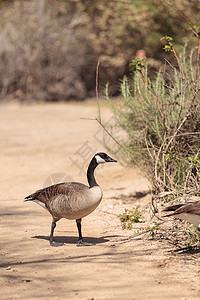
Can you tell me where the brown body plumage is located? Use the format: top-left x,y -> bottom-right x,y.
163,201 -> 200,229
25,152 -> 117,246
26,182 -> 102,221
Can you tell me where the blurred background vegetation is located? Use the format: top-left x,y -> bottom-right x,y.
0,0 -> 199,102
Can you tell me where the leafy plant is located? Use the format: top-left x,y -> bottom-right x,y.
97,0 -> 200,197
146,222 -> 161,239
118,207 -> 143,230
102,37 -> 200,195
160,36 -> 174,52
182,240 -> 191,247
129,58 -> 146,73
181,226 -> 200,247
188,225 -> 200,242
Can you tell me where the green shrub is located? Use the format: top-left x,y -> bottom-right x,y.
103,38 -> 200,194
118,207 -> 143,230
1,0 -> 200,101
146,222 -> 161,239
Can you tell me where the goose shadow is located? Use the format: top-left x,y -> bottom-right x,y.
32,235 -> 110,245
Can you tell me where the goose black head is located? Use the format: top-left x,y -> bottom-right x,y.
94,152 -> 117,164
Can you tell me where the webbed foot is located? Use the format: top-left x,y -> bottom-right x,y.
76,239 -> 95,247
50,240 -> 65,247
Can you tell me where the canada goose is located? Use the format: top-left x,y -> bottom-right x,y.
163,201 -> 200,230
25,152 -> 117,247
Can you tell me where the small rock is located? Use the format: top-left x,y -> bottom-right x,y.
156,279 -> 162,284
110,243 -> 116,247
6,266 -> 11,270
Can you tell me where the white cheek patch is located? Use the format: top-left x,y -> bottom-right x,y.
95,154 -> 106,164
33,200 -> 47,210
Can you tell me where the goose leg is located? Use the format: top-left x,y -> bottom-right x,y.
49,221 -> 64,247
76,219 -> 95,246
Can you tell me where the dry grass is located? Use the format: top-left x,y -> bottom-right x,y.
0,1 -> 95,101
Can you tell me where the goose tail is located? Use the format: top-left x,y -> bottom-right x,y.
162,203 -> 184,217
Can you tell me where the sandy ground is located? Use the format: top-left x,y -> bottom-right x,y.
0,102 -> 200,300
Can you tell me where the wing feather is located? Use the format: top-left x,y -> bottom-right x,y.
24,182 -> 88,205
163,201 -> 200,216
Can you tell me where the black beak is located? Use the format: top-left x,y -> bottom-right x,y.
106,156 -> 117,163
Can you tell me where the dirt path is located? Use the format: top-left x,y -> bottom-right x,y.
0,102 -> 200,300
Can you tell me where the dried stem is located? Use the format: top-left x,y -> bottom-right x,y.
96,59 -> 101,122
172,46 -> 200,101
155,136 -> 166,181
171,47 -> 186,80
163,0 -> 200,39
162,151 -> 166,187
95,118 -> 135,163
196,39 -> 200,85
141,73 -> 165,128
166,112 -> 190,149
95,117 -> 155,188
184,150 -> 200,193
165,54 -> 200,103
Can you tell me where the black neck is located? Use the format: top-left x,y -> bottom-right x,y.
87,157 -> 98,188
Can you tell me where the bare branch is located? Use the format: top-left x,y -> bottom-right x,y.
163,0 -> 200,39
96,60 -> 101,122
